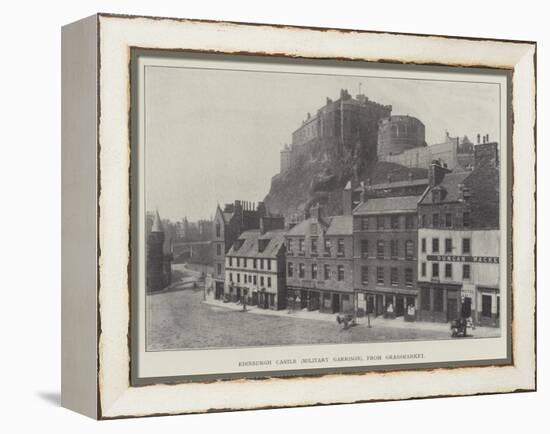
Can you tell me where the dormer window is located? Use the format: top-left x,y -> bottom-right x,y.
258,239 -> 269,252
234,239 -> 244,251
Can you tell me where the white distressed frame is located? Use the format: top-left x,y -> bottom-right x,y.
94,14 -> 535,419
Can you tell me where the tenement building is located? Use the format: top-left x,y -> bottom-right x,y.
353,195 -> 421,319
212,200 -> 266,299
285,204 -> 354,314
146,210 -> 173,293
224,216 -> 286,309
417,143 -> 500,327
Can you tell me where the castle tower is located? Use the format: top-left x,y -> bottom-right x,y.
147,210 -> 168,292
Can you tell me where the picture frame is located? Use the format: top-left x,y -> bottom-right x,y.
61,13 -> 536,419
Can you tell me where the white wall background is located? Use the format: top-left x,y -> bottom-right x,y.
0,0 -> 546,431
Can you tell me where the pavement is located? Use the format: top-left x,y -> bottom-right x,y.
203,294 -> 500,338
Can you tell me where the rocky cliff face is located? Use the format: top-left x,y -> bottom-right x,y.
263,136 -> 428,220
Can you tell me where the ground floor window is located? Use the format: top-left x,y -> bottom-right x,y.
433,290 -> 444,312
482,294 -> 492,317
420,287 -> 430,310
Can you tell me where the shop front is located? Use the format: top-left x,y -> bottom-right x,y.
356,289 -> 417,320
417,282 -> 462,323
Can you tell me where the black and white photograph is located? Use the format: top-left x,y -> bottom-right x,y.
137,52 -> 507,372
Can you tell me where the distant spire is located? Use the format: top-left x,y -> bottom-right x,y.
152,209 -> 164,232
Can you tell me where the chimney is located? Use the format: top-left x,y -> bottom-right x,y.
310,203 -> 325,222
260,215 -> 285,234
429,161 -> 450,187
474,142 -> 499,170
360,181 -> 367,203
343,181 -> 352,215
477,133 -> 481,144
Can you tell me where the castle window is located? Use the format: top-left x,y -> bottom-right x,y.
288,262 -> 294,278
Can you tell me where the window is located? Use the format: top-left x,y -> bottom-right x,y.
260,259 -> 265,269
260,276 -> 264,287
421,288 -> 430,310
337,265 -> 345,281
266,260 -> 271,270
377,216 -> 385,230
217,263 -> 222,276
432,238 -> 439,253
390,240 -> 398,259
445,238 -> 452,253
390,267 -> 398,286
361,239 -> 369,258
405,240 -> 414,260
337,239 -> 345,256
432,213 -> 440,228
236,257 -> 241,267
288,238 -> 293,253
288,262 -> 294,277
267,277 -> 272,288
299,263 -> 305,278
462,238 -> 471,254
216,244 -> 222,256
311,238 -> 318,254
229,257 -> 233,267
299,238 -> 304,253
391,215 -> 399,229
433,290 -> 444,312
405,268 -> 413,287
361,217 -> 369,230
237,273 -> 241,283
377,240 -> 385,258
463,264 -> 471,280
432,263 -> 440,278
376,267 -> 384,285
215,223 -> 221,238
310,223 -> 318,235
421,238 -> 426,253
253,275 -> 257,285
324,238 -> 331,253
445,213 -> 452,228
324,264 -> 331,280
243,258 -> 247,268
445,263 -> 452,279
463,212 -> 471,227
244,275 -> 247,284
482,294 -> 492,317
421,262 -> 426,277
361,266 -> 368,285
311,263 -> 318,280
405,215 -> 414,229
421,214 -> 427,228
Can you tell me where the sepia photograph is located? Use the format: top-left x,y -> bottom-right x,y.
132,50 -> 510,381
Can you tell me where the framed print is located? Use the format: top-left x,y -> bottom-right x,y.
61,13 -> 536,419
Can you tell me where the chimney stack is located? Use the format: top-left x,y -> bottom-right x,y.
477,133 -> 481,144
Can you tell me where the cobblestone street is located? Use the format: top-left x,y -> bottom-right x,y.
146,282 -> 500,351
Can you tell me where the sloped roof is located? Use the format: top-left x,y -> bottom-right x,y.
226,229 -> 286,259
419,171 -> 471,205
151,210 -> 164,232
286,217 -> 329,236
353,195 -> 421,215
326,215 -> 353,236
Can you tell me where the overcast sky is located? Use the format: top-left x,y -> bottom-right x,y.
145,64 -> 500,222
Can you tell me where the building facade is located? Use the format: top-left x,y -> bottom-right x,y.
212,200 -> 267,299
146,210 -> 173,293
417,146 -> 500,327
224,227 -> 287,310
353,196 -> 421,319
285,205 -> 354,314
